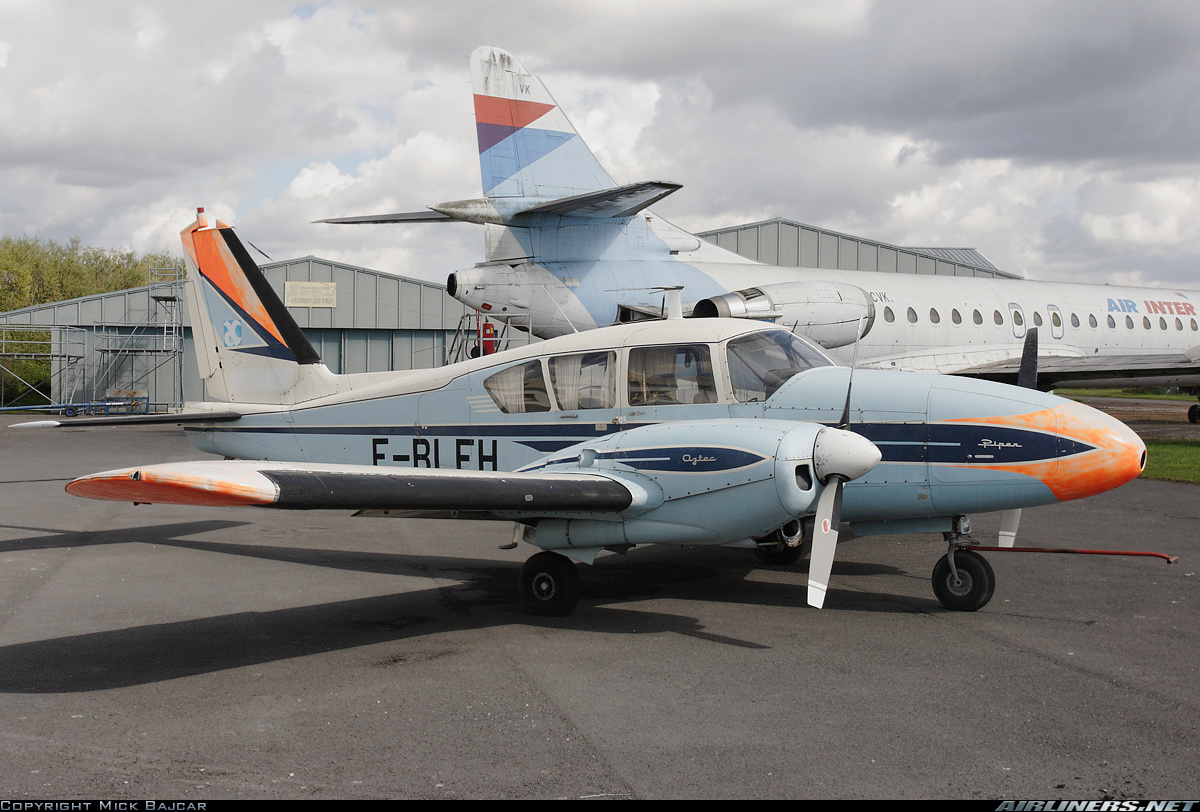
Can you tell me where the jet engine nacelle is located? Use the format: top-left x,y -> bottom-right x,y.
447,263 -> 596,337
693,281 -> 875,349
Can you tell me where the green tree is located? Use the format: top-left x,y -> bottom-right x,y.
0,235 -> 181,312
0,236 -> 182,407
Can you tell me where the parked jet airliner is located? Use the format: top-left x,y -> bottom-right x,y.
321,46 -> 1200,421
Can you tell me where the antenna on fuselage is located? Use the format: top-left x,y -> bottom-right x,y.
605,285 -> 685,321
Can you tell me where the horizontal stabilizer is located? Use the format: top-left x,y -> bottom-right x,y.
313,211 -> 455,225
519,181 -> 682,219
67,460 -> 635,513
12,411 -> 243,429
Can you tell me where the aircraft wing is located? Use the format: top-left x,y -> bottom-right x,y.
65,460 -> 635,514
954,351 -> 1200,388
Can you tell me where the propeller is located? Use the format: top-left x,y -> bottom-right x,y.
806,426 -> 881,608
999,327 -> 1039,547
806,314 -> 877,608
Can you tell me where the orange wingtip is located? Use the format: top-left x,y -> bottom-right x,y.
66,466 -> 276,507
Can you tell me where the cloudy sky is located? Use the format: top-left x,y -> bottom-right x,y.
3,0 -> 1199,290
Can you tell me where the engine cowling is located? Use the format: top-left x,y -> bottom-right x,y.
693,281 -> 875,349
524,419 -> 879,551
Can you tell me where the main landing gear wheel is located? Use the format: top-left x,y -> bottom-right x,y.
1189,403 -> 1199,424
932,549 -> 995,612
518,552 -> 581,617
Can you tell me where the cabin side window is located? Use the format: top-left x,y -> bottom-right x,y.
725,330 -> 831,403
628,344 -> 716,406
548,352 -> 616,410
484,360 -> 552,414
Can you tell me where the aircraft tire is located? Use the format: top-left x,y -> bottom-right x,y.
931,550 -> 995,612
518,552 -> 581,616
1188,404 -> 1199,424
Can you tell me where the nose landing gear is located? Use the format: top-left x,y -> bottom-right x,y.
932,528 -> 996,611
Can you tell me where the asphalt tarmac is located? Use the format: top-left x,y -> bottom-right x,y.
0,416 -> 1196,799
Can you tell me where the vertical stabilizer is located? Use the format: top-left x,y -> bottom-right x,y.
180,210 -> 336,405
472,45 -> 614,200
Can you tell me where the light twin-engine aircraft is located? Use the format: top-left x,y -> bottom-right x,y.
320,46 -> 1200,422
43,210 -> 1155,616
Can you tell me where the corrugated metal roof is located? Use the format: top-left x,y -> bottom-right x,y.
697,218 -> 1021,279
901,247 -> 999,271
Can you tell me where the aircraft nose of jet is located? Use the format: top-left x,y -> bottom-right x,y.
1048,400 -> 1146,501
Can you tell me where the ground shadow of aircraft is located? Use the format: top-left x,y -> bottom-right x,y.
0,527 -> 930,694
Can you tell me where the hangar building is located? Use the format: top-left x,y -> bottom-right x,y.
0,256 -> 484,411
0,218 -> 1012,411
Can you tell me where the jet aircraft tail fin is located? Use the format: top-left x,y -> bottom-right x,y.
471,45 -> 615,201
181,210 -> 338,405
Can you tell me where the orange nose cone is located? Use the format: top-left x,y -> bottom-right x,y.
1046,400 -> 1146,502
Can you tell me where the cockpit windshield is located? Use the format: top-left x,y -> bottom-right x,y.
726,330 -> 834,402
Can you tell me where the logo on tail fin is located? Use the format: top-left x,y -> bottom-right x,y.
182,213 -> 321,366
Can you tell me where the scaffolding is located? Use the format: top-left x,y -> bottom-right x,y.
446,312 -> 536,364
0,325 -> 87,408
89,265 -> 186,412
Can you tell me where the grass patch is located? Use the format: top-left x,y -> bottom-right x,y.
1141,440 -> 1200,484
1056,387 -> 1195,402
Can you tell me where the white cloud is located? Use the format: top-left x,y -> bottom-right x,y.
0,0 -> 1199,294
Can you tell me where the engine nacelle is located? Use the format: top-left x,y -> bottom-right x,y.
693,281 -> 875,349
526,420 -> 830,551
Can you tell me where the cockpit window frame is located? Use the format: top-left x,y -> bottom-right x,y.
724,328 -> 836,403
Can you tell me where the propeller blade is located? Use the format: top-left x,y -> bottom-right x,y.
807,475 -> 845,608
998,508 -> 1021,548
1018,327 -> 1039,390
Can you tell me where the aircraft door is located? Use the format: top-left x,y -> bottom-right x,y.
546,350 -> 623,441
1008,303 -> 1027,340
